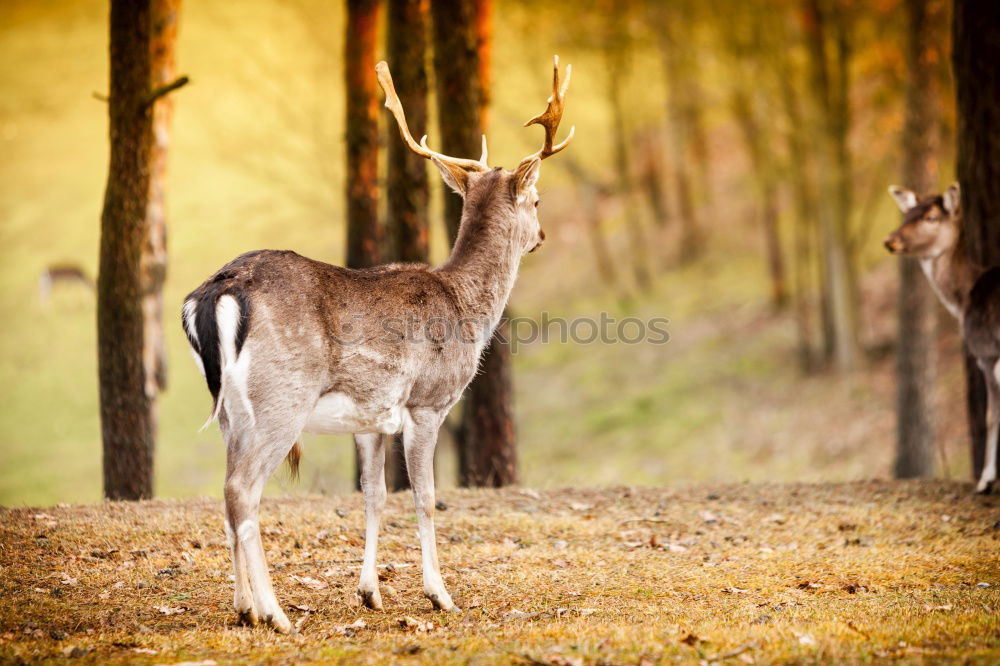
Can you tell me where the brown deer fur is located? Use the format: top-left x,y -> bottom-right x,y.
181,58 -> 571,633
886,183 -> 1000,493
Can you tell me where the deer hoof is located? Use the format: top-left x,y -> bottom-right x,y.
359,588 -> 384,611
426,591 -> 460,613
237,608 -> 259,627
975,478 -> 995,494
263,610 -> 292,634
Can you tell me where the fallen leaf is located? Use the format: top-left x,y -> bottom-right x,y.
153,606 -> 186,615
922,604 -> 953,612
501,609 -> 538,622
569,502 -> 592,512
334,618 -> 366,636
519,488 -> 542,500
700,511 -> 720,524
290,575 -> 328,591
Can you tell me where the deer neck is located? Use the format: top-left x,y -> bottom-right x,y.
920,242 -> 978,321
436,191 -> 521,333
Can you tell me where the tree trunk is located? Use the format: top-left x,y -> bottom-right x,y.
731,89 -> 787,309
430,0 -> 481,245
776,38 -> 819,371
141,0 -> 180,429
605,0 -> 651,289
894,0 -> 940,479
345,0 -> 381,489
954,0 -> 1000,479
801,0 -> 859,371
345,0 -> 381,271
458,318 -> 517,486
98,0 -> 167,500
384,0 -> 430,491
657,10 -> 702,263
431,0 -> 517,487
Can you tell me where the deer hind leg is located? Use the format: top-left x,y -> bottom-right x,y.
402,408 -> 458,612
223,418 -> 303,633
976,360 -> 1000,493
355,433 -> 387,610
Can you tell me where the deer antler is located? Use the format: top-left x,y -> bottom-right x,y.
376,61 -> 489,172
522,55 -> 575,162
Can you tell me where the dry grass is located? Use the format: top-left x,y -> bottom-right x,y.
1,480 -> 998,664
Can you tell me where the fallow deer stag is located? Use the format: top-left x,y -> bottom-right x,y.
885,183 -> 1000,493
182,57 -> 574,632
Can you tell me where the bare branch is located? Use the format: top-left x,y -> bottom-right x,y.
143,75 -> 190,108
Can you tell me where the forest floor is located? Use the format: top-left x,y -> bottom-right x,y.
1,480 -> 998,665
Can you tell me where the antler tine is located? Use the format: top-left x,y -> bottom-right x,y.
522,55 -> 575,161
376,61 -> 488,171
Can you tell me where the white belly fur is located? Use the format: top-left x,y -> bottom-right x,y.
303,392 -> 404,435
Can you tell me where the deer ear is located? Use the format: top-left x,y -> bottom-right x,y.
888,185 -> 917,212
430,156 -> 468,197
514,157 -> 541,196
943,182 -> 960,216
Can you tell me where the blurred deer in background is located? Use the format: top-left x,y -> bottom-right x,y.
181,58 -> 573,632
38,264 -> 93,309
885,183 -> 999,493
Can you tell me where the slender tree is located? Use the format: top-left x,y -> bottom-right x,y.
142,0 -> 181,425
954,0 -> 1000,479
801,0 -> 860,371
383,0 -> 430,491
894,0 -> 941,479
345,0 -> 382,489
605,0 -> 652,289
653,2 -> 704,263
98,0 -> 185,500
431,0 -> 517,486
345,0 -> 382,271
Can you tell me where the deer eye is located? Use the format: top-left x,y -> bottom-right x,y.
534,200 -> 540,208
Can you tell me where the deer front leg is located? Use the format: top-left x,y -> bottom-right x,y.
976,362 -> 1000,493
402,408 -> 458,612
354,433 -> 387,610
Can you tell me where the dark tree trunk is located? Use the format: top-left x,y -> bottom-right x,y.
384,0 -> 430,491
430,0 -> 482,245
345,0 -> 381,271
346,0 -> 381,489
894,0 -> 940,479
954,0 -> 1000,479
432,0 -> 517,487
458,318 -> 517,486
98,0 -> 161,500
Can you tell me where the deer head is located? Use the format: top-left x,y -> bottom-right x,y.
376,56 -> 574,255
885,183 -> 960,259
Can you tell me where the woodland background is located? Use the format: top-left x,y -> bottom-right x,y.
0,0 -> 970,505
